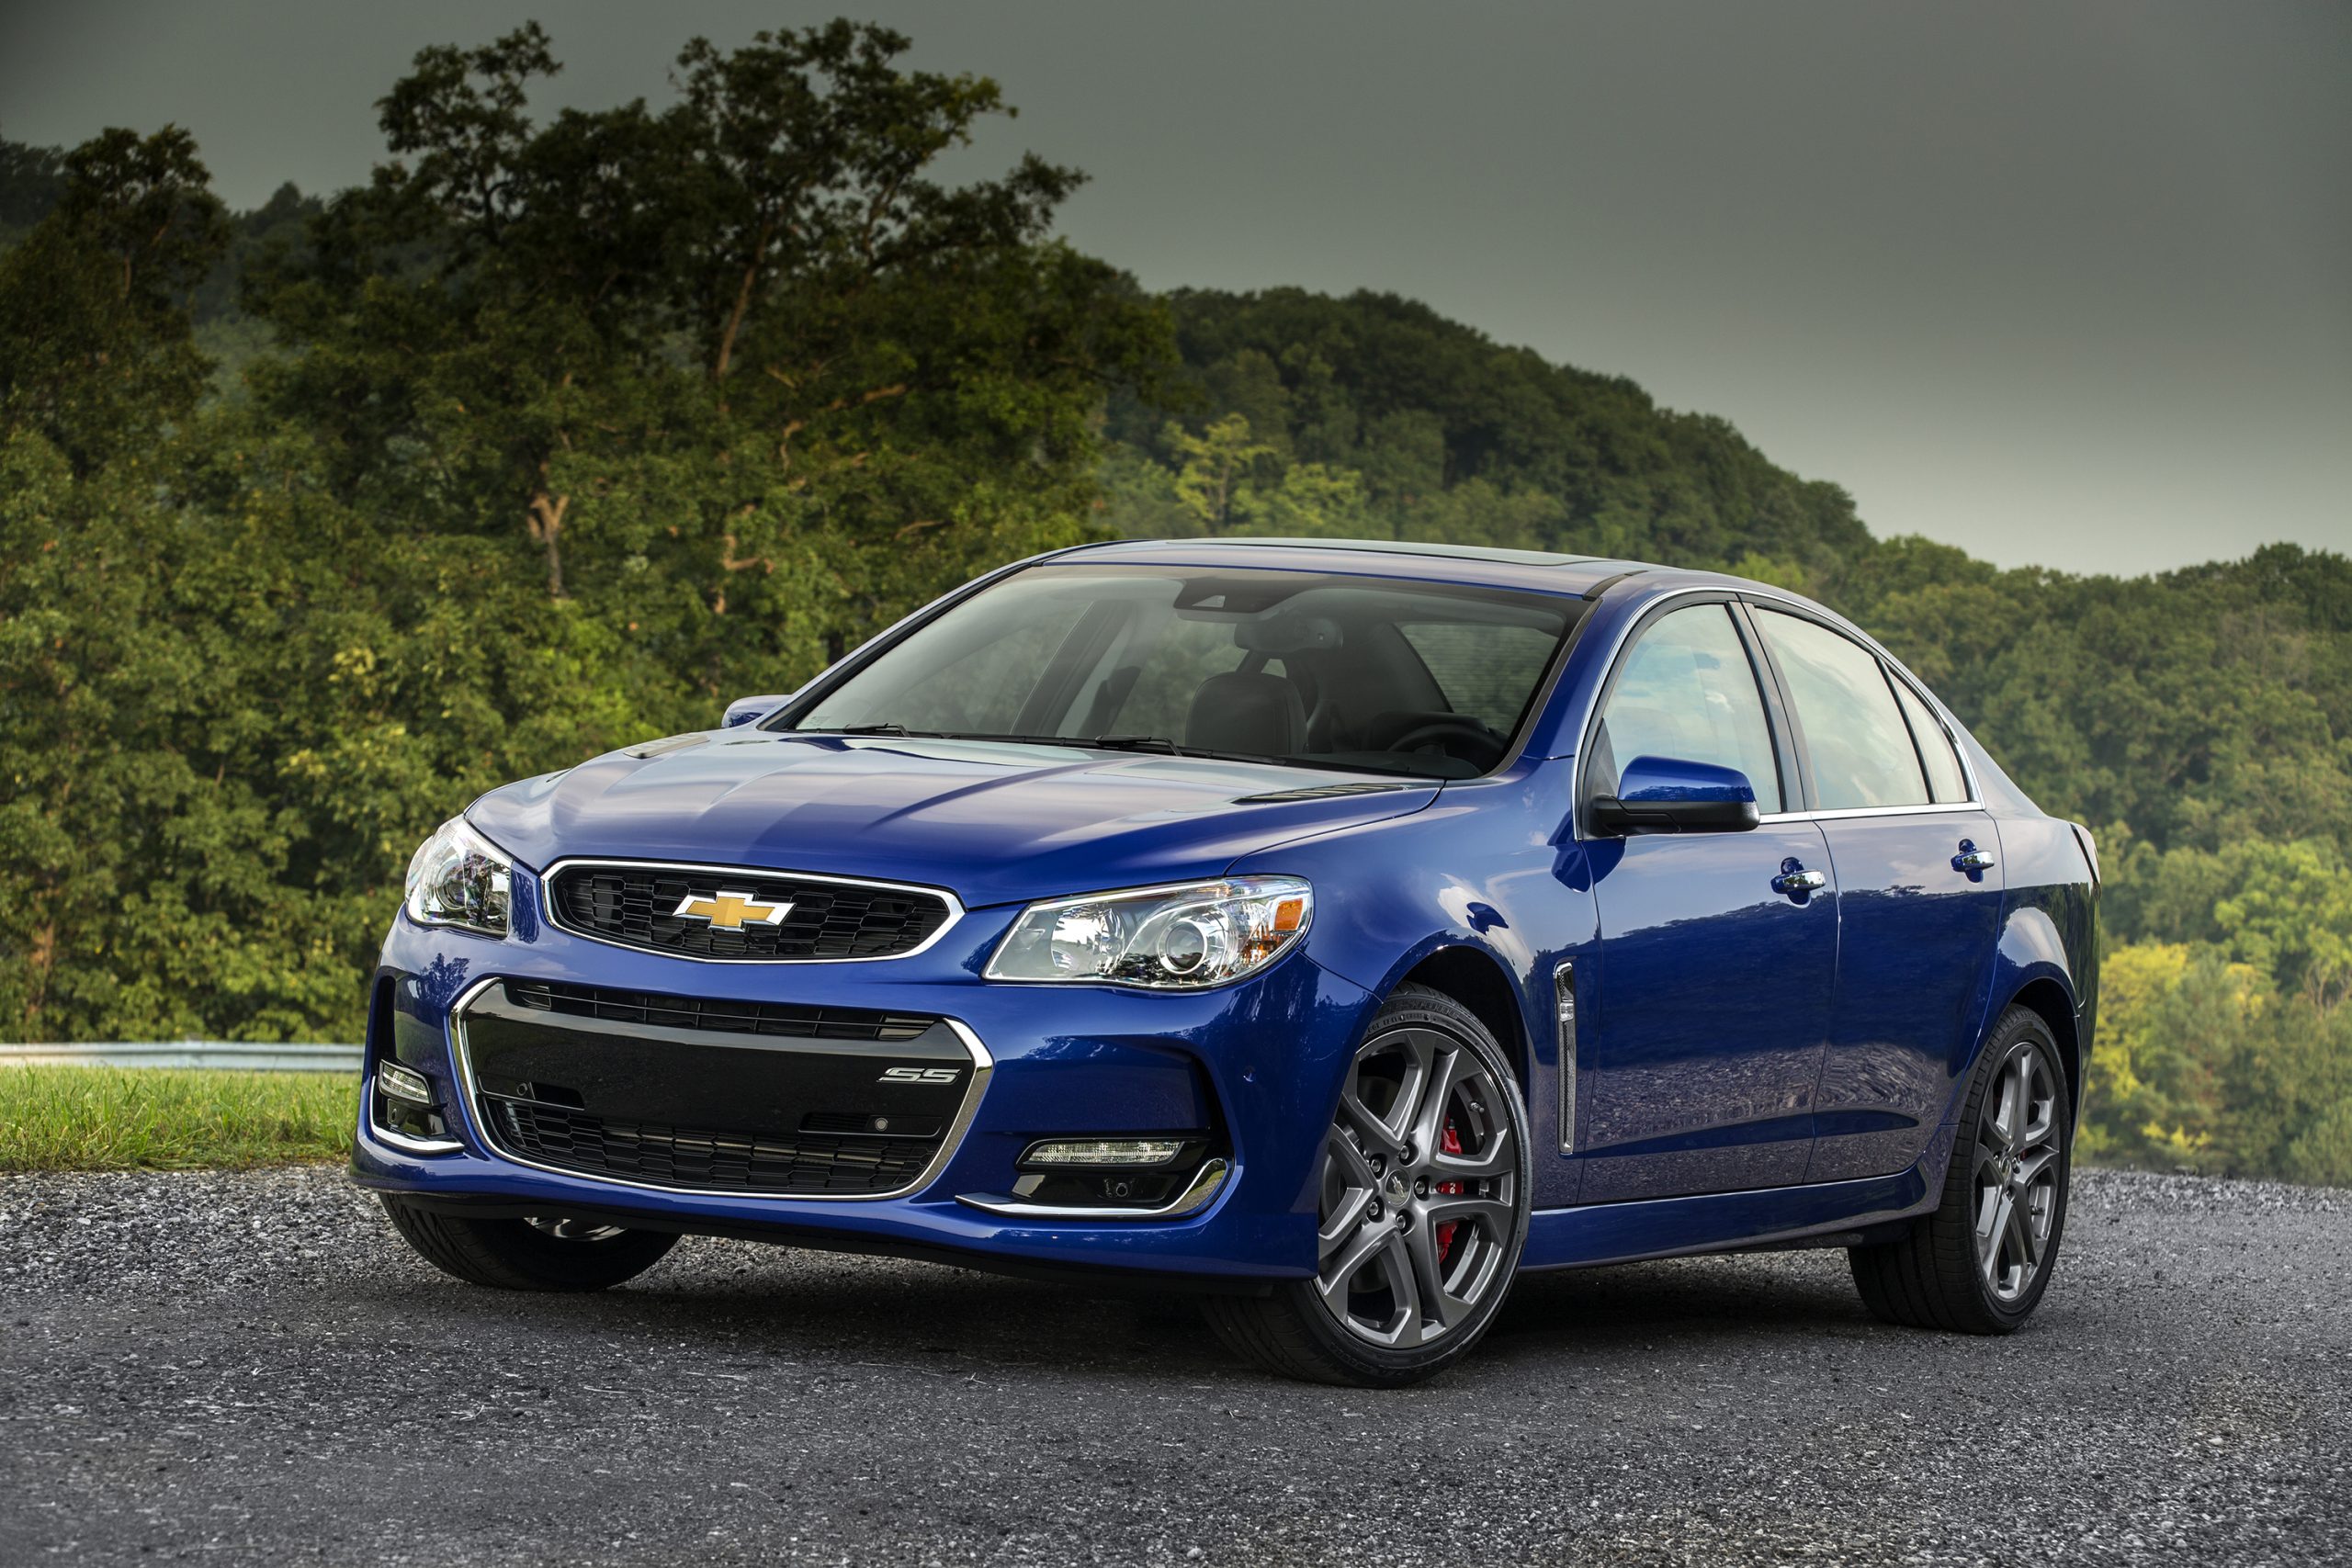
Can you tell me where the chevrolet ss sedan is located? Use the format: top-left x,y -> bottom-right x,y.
355,538 -> 2098,1385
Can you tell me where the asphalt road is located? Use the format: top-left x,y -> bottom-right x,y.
2,1166 -> 2344,1567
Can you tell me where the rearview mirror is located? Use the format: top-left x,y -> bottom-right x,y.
1589,755 -> 1760,835
720,693 -> 790,729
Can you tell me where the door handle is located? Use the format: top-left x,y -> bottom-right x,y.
1952,840 -> 1996,874
1772,865 -> 1827,896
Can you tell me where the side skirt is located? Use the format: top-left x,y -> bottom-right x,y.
1519,1122 -> 1953,1272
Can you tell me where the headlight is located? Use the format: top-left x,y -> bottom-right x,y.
985,876 -> 1312,989
403,818 -> 514,937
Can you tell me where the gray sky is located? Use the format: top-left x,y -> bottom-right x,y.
5,0 -> 2346,576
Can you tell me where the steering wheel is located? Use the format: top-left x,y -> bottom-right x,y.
1386,716 -> 1509,770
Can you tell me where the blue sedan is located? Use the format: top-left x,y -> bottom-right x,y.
355,538 -> 2098,1385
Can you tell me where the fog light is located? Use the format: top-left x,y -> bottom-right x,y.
1021,1137 -> 1186,1168
378,1062 -> 435,1106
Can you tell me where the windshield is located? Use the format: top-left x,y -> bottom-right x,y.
780,564 -> 1583,778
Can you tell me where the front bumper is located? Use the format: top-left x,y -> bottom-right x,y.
351,885 -> 1374,1282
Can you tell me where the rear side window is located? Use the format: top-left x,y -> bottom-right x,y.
1592,604 -> 1783,814
1399,622 -> 1560,734
1889,677 -> 1969,804
1752,609 -> 1928,810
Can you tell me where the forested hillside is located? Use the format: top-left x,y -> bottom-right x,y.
2,18 -> 2346,1181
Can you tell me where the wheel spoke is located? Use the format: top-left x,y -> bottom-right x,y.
1408,1042 -> 1472,1155
1421,1193 -> 1515,1236
1327,1129 -> 1379,1190
1317,1184 -> 1375,1261
2013,1146 -> 2057,1190
1430,1131 -> 1514,1181
1401,1217 -> 1469,1332
1317,1222 -> 1390,1304
1377,1232 -> 1425,1348
2003,1199 -> 2034,1270
1337,1080 -> 1408,1158
1978,1189 -> 2012,1275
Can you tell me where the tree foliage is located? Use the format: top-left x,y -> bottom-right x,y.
1,23 -> 2346,1180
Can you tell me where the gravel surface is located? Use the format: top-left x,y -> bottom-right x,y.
1,1166 -> 2345,1566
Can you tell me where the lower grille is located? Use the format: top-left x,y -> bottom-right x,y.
458,977 -> 981,1200
486,1096 -> 934,1195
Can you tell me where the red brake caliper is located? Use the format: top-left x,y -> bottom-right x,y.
1435,1121 -> 1466,1261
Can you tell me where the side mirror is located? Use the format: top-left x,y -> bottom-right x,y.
1589,755 -> 1760,836
720,693 -> 790,729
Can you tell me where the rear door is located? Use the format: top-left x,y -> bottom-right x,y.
1576,600 -> 1836,1201
1747,606 -> 2006,1182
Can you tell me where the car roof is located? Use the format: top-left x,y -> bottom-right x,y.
1052,536 -> 1748,601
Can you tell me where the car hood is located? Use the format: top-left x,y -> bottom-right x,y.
467,731 -> 1438,909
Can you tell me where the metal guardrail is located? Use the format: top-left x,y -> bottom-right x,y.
0,1042 -> 363,1073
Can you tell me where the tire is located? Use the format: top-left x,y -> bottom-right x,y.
1204,984 -> 1532,1386
381,1197 -> 679,1292
1849,1005 -> 2072,1334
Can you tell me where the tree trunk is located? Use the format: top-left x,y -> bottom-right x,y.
526,490 -> 570,598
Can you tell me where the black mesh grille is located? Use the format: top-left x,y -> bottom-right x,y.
505,979 -> 933,1044
487,1097 -> 935,1195
546,864 -> 953,961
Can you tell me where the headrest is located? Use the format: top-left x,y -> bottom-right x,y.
1186,671 -> 1306,757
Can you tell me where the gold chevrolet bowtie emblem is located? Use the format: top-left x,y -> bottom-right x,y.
671,888 -> 794,931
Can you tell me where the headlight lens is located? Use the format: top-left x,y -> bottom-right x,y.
403,818 -> 513,937
985,876 -> 1312,989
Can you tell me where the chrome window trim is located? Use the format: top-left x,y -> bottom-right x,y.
954,1156 -> 1230,1221
1569,584 -> 1981,832
1758,803 -> 1987,824
444,976 -> 995,1203
537,857 -> 967,966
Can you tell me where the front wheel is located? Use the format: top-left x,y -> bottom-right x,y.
1849,1006 -> 2072,1333
1204,985 -> 1532,1385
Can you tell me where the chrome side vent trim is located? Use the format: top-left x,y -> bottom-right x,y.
1555,960 -> 1578,1155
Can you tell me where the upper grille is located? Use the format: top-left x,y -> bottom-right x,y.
544,863 -> 954,961
505,979 -> 934,1043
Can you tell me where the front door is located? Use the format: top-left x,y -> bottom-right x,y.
1572,600 -> 1835,1201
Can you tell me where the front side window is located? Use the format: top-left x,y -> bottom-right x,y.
1752,609 -> 1929,810
786,565 -> 1582,779
1590,603 -> 1783,813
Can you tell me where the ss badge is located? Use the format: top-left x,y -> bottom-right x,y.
878,1066 -> 961,1085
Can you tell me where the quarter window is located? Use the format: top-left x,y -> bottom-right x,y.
1592,604 -> 1782,814
1752,609 -> 1928,810
1889,677 -> 1969,804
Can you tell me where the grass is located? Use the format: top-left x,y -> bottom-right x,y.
0,1066 -> 355,1172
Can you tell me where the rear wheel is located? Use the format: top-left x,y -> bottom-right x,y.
1204,985 -> 1532,1385
1849,1006 -> 2071,1333
381,1197 -> 679,1292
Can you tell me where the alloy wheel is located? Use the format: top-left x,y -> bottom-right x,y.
1973,1039 -> 2062,1303
1316,1024 -> 1520,1348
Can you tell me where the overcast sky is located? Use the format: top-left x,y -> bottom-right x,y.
4,0 -> 2346,576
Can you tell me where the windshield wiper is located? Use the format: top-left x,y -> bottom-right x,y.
939,731 -> 1211,758
1089,734 -> 1197,756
